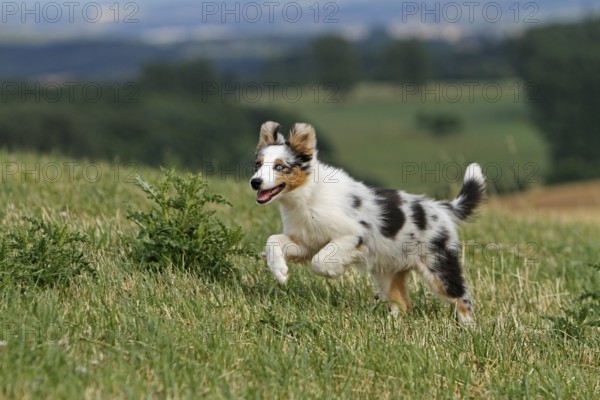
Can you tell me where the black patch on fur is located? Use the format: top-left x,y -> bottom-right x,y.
357,236 -> 364,247
439,248 -> 465,298
430,228 -> 449,251
352,196 -> 362,209
373,188 -> 405,238
450,179 -> 485,221
285,143 -> 313,165
271,124 -> 281,141
295,153 -> 313,164
411,201 -> 427,231
289,162 -> 310,172
429,228 -> 465,298
409,233 -> 415,240
359,220 -> 371,229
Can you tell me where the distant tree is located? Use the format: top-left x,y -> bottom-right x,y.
416,111 -> 463,136
510,18 -> 600,182
263,49 -> 314,85
356,27 -> 392,80
140,59 -> 218,96
312,35 -> 360,93
380,39 -> 430,85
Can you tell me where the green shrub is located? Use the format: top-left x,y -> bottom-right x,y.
416,111 -> 463,136
126,169 -> 256,278
0,217 -> 92,287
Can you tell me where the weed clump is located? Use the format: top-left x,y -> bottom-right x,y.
126,169 -> 255,279
0,217 -> 92,287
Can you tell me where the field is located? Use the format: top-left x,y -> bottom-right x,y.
247,81 -> 549,195
0,151 -> 598,399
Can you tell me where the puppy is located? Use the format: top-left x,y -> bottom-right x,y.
250,122 -> 485,323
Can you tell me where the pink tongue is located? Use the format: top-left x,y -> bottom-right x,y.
257,188 -> 277,202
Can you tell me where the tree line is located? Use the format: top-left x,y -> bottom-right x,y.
264,33 -> 510,93
301,24 -> 600,184
0,61 -> 334,173
0,18 -> 598,185
510,17 -> 600,183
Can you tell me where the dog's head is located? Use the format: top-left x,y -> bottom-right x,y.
250,121 -> 317,205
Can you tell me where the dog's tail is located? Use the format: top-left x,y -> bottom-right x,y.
447,163 -> 486,222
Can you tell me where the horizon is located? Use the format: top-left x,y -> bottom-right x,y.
0,0 -> 595,44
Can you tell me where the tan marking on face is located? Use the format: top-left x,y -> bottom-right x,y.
274,159 -> 288,171
271,158 -> 308,192
287,123 -> 316,161
278,165 -> 309,192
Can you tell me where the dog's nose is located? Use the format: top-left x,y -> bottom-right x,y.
250,178 -> 263,190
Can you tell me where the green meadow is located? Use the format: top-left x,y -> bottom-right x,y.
0,150 -> 598,399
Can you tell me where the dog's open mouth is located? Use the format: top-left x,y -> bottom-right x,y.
257,183 -> 286,204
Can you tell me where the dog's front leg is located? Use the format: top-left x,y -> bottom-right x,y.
264,234 -> 309,285
311,235 -> 364,279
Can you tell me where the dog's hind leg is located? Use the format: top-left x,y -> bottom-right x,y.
429,275 -> 474,325
310,235 -> 365,279
417,256 -> 475,325
371,269 -> 413,316
265,234 -> 309,285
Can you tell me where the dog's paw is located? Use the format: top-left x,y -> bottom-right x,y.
268,258 -> 289,285
273,270 -> 289,285
458,313 -> 476,327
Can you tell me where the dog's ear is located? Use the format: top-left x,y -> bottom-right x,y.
288,123 -> 317,161
257,121 -> 284,151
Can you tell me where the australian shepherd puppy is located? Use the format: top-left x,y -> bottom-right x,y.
250,121 -> 485,323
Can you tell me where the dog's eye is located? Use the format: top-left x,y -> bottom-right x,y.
274,165 -> 284,172
255,163 -> 261,170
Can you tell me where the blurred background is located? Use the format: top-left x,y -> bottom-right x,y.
0,0 -> 599,205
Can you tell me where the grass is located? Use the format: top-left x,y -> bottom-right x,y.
245,81 -> 549,195
0,151 -> 598,399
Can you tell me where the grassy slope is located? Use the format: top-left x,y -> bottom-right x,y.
0,151 -> 598,399
247,81 -> 548,195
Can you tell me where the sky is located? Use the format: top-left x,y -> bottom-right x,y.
0,0 -> 594,42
